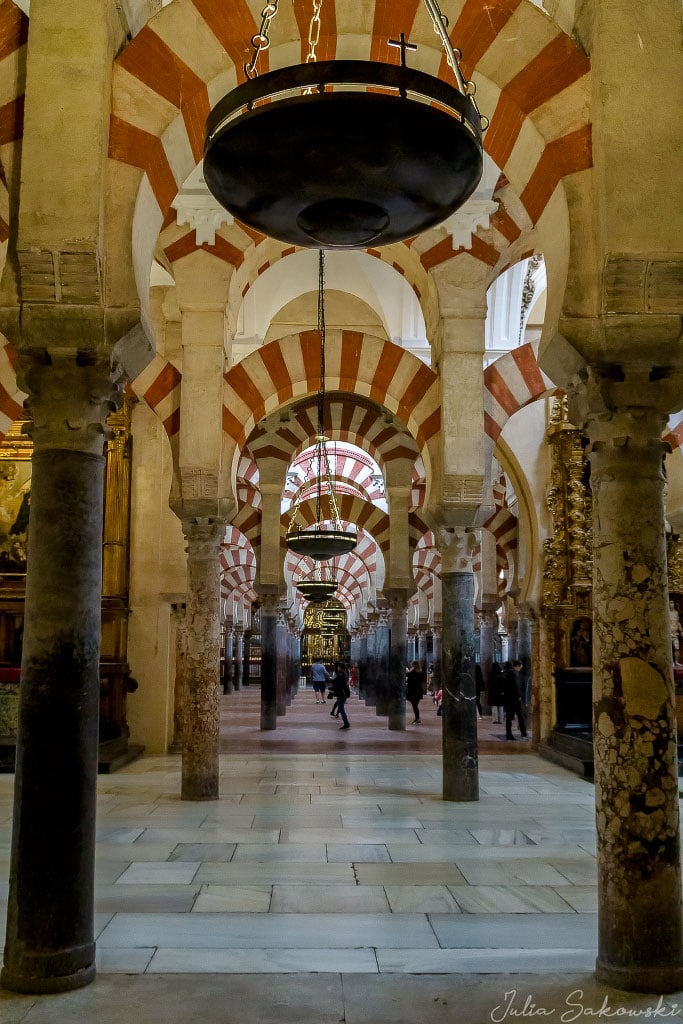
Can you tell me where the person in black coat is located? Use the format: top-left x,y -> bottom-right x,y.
502,660 -> 527,740
405,660 -> 425,724
331,661 -> 351,729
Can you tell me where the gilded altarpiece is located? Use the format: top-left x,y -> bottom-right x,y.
0,401 -> 140,771
540,396 -> 593,744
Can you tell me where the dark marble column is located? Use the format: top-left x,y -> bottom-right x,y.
259,594 -> 278,730
223,622 -> 234,694
478,608 -> 498,714
233,626 -> 244,690
2,355 -> 120,994
363,623 -> 376,706
570,368 -> 683,992
168,602 -> 187,754
516,605 -> 533,707
275,609 -> 288,717
438,528 -> 478,803
374,614 -> 390,716
181,520 -> 224,801
386,590 -> 409,731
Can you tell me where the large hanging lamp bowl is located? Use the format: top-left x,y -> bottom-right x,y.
296,579 -> 338,603
286,526 -> 357,561
204,60 -> 483,250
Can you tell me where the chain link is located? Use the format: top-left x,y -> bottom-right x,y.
306,0 -> 323,63
244,1 -> 280,80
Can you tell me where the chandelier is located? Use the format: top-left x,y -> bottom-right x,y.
285,251 -> 357,560
296,560 -> 338,604
203,0 -> 486,249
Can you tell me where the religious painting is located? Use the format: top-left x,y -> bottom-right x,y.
0,459 -> 30,574
569,616 -> 592,668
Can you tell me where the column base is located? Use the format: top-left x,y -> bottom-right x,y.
596,958 -> 683,994
1,956 -> 95,995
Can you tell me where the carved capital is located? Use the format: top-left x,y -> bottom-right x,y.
19,349 -> 124,456
182,518 -> 226,562
436,527 -> 477,573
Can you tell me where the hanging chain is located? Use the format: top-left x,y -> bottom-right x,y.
306,0 -> 323,63
244,1 -> 280,80
422,0 -> 489,128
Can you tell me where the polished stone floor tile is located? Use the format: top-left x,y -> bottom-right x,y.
428,912 -> 598,949
231,843 -> 327,862
95,947 -> 155,973
195,862 -> 356,885
115,861 -> 199,885
326,843 -> 391,863
147,947 -> 379,973
97,912 -> 439,949
384,885 -> 461,913
270,884 -> 390,913
374,946 -> 596,973
450,884 -> 576,914
170,843 -> 236,862
355,863 -> 467,886
553,885 -> 598,912
454,860 -> 573,886
94,885 -> 199,915
192,885 -> 272,913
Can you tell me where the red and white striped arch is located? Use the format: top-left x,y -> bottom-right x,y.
484,342 -> 556,441
224,332 -> 440,481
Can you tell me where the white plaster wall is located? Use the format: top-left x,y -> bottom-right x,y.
127,401 -> 187,754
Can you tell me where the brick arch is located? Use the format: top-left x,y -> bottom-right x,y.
109,2 -> 591,332
223,332 -> 440,483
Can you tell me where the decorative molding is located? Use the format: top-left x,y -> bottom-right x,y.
171,191 -> 234,247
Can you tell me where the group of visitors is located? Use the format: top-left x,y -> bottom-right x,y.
309,657 -> 352,729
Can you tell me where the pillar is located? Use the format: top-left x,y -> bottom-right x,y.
234,625 -> 244,689
2,355 -> 119,993
569,365 -> 683,992
358,628 -> 369,702
477,608 -> 498,713
363,620 -> 377,705
385,589 -> 409,731
259,594 -> 278,730
223,621 -> 234,694
374,612 -> 390,716
275,608 -> 288,716
181,520 -> 224,801
438,528 -> 478,802
168,602 -> 187,754
516,603 -> 534,707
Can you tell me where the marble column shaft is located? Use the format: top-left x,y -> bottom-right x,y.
259,597 -> 278,730
589,424 -> 683,990
441,572 -> 478,802
275,612 -> 288,716
169,603 -> 187,754
363,628 -> 376,706
223,625 -> 234,694
478,609 -> 498,711
2,356 -> 120,994
386,592 -> 409,731
181,520 -> 224,801
374,619 -> 390,716
233,627 -> 244,690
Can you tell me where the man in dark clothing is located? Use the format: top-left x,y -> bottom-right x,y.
331,661 -> 351,729
503,660 -> 527,740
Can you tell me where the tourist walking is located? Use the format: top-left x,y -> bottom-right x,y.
331,661 -> 351,729
310,657 -> 331,704
406,660 -> 425,724
503,660 -> 527,740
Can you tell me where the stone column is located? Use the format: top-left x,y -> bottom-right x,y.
168,602 -> 187,754
259,593 -> 279,730
223,621 -> 234,694
233,625 -> 244,689
276,608 -> 288,716
431,626 -> 441,690
477,608 -> 499,713
516,603 -> 534,707
181,519 -> 224,801
364,619 -> 377,706
385,589 -> 409,731
438,529 -> 478,802
2,355 -> 120,994
374,612 -> 390,716
569,366 -> 683,992
358,628 -> 369,702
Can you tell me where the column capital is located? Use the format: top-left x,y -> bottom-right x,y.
567,363 -> 683,449
18,349 -> 124,456
436,527 -> 477,573
182,518 -> 226,561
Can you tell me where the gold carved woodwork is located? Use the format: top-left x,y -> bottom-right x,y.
542,396 -> 593,637
668,535 -> 683,596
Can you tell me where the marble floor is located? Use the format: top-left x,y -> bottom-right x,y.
1,688 -> 682,1023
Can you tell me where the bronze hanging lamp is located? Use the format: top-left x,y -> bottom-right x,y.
296,559 -> 338,603
203,0 -> 487,249
285,251 -> 357,560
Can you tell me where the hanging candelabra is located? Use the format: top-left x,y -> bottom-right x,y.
203,0 -> 486,249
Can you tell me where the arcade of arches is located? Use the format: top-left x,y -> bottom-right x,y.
0,0 -> 680,1004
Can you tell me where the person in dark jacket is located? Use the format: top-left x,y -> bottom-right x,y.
406,660 -> 425,724
502,660 -> 527,740
490,661 -> 505,724
331,661 -> 351,729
